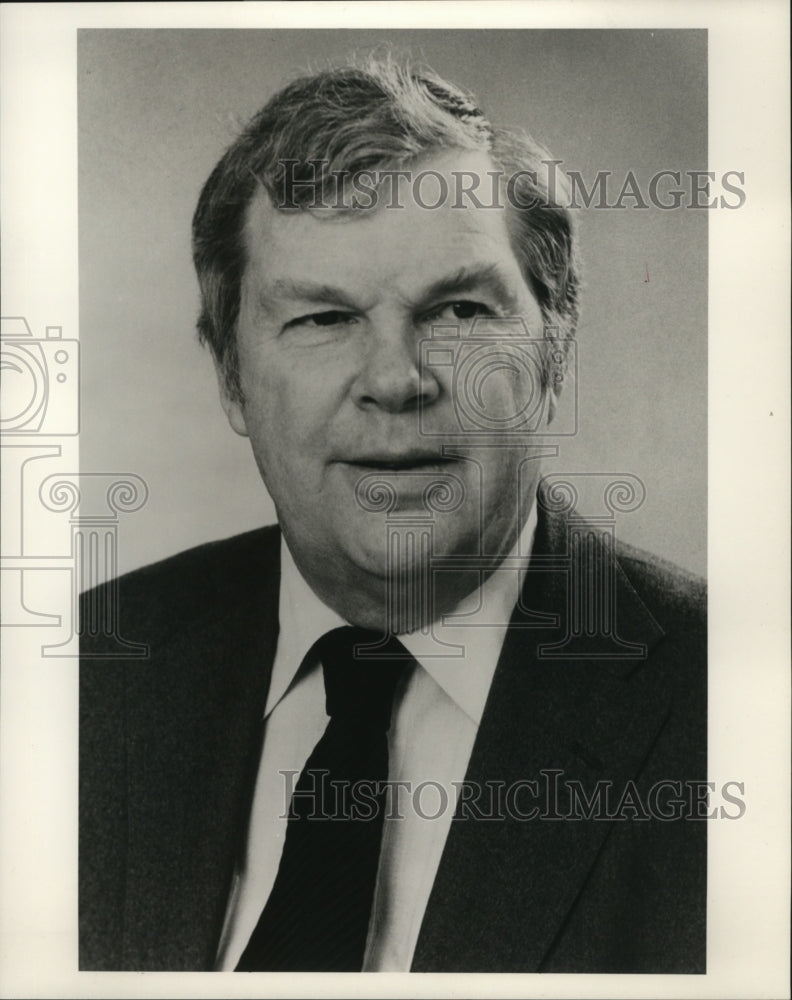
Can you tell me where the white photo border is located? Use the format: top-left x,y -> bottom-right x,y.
1,2 -> 789,998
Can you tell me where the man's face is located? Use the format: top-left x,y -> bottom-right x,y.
220,150 -> 554,628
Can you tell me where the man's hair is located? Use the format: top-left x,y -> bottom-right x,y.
192,56 -> 580,402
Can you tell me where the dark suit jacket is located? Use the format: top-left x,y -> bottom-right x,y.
80,505 -> 706,972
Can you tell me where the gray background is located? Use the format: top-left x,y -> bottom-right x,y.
78,29 -> 707,576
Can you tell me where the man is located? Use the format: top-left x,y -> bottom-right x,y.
80,58 -> 706,973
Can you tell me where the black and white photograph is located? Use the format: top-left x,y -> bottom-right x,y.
0,3 -> 789,998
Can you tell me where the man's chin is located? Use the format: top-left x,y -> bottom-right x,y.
340,535 -> 407,581
295,522 -> 485,631
337,511 -> 486,567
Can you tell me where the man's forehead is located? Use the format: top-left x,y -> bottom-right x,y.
242,150 -> 524,298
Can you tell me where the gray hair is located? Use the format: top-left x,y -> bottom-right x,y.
192,56 -> 580,401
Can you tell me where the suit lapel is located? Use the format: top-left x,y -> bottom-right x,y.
122,532 -> 281,970
118,515 -> 669,971
412,511 -> 669,972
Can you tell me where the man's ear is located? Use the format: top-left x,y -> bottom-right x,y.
545,388 -> 558,427
544,339 -> 572,427
214,364 -> 249,438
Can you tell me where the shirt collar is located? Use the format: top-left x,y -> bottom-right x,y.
268,502 -> 537,725
265,544 -> 348,715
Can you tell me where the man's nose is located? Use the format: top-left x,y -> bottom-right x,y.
351,320 -> 440,413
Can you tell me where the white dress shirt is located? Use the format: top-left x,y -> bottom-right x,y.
215,505 -> 537,972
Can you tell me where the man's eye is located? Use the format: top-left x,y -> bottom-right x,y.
428,301 -> 493,322
287,311 -> 355,329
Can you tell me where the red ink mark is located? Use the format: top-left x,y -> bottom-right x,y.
643,263 -> 650,283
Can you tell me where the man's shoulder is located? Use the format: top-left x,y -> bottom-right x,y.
110,523 -> 280,584
90,523 -> 281,596
80,524 -> 281,641
540,503 -> 706,629
613,535 -> 706,629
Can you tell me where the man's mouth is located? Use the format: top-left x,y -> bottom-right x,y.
346,455 -> 457,472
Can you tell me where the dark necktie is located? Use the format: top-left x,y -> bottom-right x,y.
236,626 -> 412,972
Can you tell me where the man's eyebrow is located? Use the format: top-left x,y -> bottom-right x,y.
419,264 -> 522,313
258,264 -> 523,314
259,279 -> 360,312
